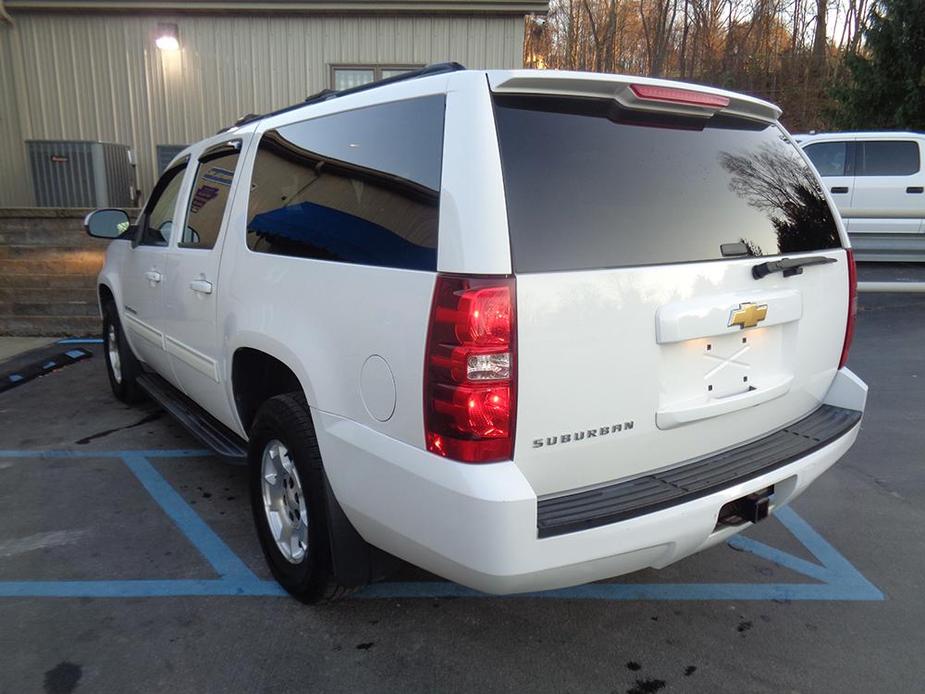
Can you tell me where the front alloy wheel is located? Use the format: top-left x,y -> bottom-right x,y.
106,323 -> 122,384
102,301 -> 142,404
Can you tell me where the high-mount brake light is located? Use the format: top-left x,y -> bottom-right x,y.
630,84 -> 730,109
424,275 -> 516,463
839,248 -> 858,369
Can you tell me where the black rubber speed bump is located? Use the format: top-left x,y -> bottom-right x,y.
0,347 -> 92,394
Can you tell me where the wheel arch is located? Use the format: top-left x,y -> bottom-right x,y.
231,343 -> 394,588
231,346 -> 308,436
97,281 -> 120,319
98,283 -> 115,307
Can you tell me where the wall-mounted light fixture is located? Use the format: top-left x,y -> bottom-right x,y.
155,23 -> 180,51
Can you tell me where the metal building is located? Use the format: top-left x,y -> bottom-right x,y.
0,0 -> 547,207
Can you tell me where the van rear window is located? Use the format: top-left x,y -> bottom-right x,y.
493,95 -> 841,273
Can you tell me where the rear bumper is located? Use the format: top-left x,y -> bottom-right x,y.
318,368 -> 867,594
537,404 -> 860,538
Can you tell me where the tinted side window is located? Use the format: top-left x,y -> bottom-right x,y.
858,141 -> 920,176
181,144 -> 241,250
493,95 -> 840,273
246,95 -> 445,271
804,141 -> 849,176
140,165 -> 187,247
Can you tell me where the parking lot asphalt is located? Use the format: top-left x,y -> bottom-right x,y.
1,285 -> 924,693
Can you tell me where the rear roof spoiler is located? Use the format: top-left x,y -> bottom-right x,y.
487,71 -> 782,123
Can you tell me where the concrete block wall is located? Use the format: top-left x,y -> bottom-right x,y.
0,209 -> 131,336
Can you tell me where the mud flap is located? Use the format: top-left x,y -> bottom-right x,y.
323,472 -> 400,588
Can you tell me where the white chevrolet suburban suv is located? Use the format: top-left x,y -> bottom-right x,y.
85,64 -> 867,602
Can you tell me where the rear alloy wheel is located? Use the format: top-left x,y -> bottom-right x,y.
248,392 -> 353,603
102,302 -> 143,404
260,439 -> 309,564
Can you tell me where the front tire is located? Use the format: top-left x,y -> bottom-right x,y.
248,392 -> 351,603
102,301 -> 143,404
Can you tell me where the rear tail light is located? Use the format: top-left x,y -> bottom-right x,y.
424,275 -> 516,463
630,84 -> 730,109
839,248 -> 857,369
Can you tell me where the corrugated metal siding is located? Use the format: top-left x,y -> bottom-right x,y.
0,12 -> 526,206
0,30 -> 31,207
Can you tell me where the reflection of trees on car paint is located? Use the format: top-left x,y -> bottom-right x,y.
720,142 -> 841,254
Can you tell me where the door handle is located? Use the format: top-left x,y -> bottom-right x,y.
906,186 -> 924,194
830,186 -> 849,194
144,270 -> 162,283
189,279 -> 213,295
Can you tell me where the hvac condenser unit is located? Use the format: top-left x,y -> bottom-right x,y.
27,140 -> 137,208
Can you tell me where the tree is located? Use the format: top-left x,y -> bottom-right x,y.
523,1 -> 866,130
832,0 -> 925,129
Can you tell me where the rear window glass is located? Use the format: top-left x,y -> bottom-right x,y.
493,95 -> 841,273
246,95 -> 444,271
857,141 -> 920,176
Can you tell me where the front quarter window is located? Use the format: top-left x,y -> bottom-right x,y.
139,164 -> 187,247
803,141 -> 848,177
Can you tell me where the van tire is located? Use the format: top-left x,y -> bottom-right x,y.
102,301 -> 144,404
248,392 -> 354,603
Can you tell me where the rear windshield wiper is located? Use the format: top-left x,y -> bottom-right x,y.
752,255 -> 837,279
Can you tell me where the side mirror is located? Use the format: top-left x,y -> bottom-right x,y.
84,209 -> 131,239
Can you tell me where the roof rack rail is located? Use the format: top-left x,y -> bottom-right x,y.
216,62 -> 465,133
216,112 -> 261,133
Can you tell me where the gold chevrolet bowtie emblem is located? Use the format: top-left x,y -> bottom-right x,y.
728,302 -> 768,329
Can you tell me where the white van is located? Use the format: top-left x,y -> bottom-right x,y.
801,132 -> 925,261
85,65 -> 867,602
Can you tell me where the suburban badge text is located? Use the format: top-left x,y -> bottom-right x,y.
532,421 -> 635,449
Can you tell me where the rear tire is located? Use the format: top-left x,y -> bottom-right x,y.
248,392 -> 353,603
102,301 -> 143,404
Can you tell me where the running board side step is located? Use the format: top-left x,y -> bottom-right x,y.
136,373 -> 248,461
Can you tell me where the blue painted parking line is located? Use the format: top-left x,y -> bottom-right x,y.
0,579 -> 284,598
0,450 -> 883,601
0,449 -> 283,598
122,453 -> 258,580
57,338 -> 104,345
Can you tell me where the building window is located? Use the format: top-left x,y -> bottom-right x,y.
156,144 -> 187,174
330,65 -> 421,90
